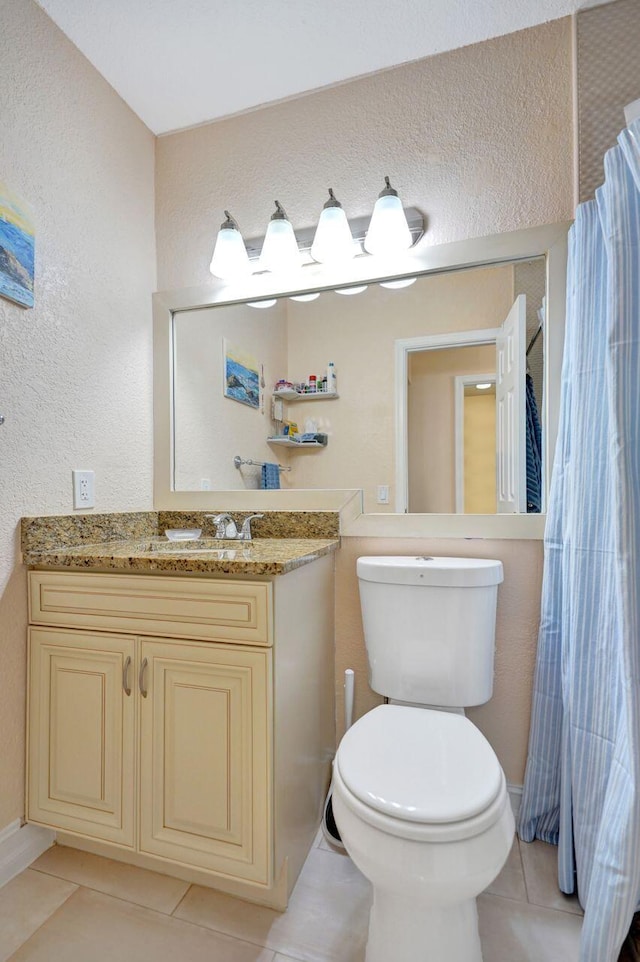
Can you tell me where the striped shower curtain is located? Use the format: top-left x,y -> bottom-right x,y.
518,118 -> 640,962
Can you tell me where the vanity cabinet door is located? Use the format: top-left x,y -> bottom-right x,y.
138,638 -> 272,885
27,627 -> 136,846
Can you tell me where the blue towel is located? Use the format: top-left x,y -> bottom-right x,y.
525,373 -> 542,512
260,462 -> 280,490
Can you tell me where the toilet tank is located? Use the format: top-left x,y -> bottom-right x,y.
357,556 -> 504,707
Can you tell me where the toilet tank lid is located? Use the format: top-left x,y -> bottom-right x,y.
357,556 -> 504,587
335,705 -> 504,824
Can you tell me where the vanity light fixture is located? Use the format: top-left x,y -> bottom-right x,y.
208,180 -> 424,280
364,177 -> 413,255
259,201 -> 301,273
475,383 -> 493,390
310,189 -> 357,265
209,211 -> 251,280
379,277 -> 417,289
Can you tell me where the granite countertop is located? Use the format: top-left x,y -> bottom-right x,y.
23,536 -> 339,576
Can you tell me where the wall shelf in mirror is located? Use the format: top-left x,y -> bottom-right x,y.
267,438 -> 326,449
273,389 -> 339,401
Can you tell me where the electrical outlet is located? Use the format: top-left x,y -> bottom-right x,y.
73,469 -> 95,509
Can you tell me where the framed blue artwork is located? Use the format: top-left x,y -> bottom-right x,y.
0,180 -> 34,308
223,339 -> 260,409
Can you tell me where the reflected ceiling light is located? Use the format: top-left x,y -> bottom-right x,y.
289,292 -> 321,302
209,211 -> 251,280
335,285 -> 368,295
247,299 -> 277,309
379,277 -> 417,289
310,189 -> 357,265
259,201 -> 301,273
364,177 -> 413,255
476,383 -> 493,390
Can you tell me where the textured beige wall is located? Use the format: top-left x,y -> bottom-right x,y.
156,19 -> 574,786
0,0 -> 156,830
577,0 -> 640,201
336,537 -> 543,785
155,20 -> 574,291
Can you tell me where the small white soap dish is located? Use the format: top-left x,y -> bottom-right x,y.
165,529 -> 202,541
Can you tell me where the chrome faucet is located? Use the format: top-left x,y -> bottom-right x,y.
239,514 -> 264,541
205,513 -> 263,541
205,513 -> 238,539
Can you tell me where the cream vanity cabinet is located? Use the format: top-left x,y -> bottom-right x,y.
26,559 -> 335,908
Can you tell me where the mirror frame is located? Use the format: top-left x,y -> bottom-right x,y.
153,221 -> 570,539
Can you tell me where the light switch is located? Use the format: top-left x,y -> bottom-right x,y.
377,485 -> 390,504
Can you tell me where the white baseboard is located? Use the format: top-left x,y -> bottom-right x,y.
0,820 -> 55,888
507,783 -> 522,819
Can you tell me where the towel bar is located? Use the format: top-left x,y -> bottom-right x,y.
234,455 -> 291,472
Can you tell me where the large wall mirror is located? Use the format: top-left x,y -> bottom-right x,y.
154,223 -> 568,532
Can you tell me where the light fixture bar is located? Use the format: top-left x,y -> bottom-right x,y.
243,207 -> 424,264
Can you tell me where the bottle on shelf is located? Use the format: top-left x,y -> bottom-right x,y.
308,375 -> 317,393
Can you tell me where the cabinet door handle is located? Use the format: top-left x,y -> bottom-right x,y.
139,657 -> 149,698
123,656 -> 132,696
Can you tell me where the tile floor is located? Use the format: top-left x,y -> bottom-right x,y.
0,830 -> 583,962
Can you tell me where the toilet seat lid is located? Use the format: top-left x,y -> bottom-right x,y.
336,705 -> 503,824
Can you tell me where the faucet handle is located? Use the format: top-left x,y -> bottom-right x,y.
205,513 -> 237,539
240,514 -> 264,541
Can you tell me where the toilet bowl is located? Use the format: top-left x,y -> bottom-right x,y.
332,704 -> 514,962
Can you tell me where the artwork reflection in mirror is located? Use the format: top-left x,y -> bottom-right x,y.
172,256 -> 545,514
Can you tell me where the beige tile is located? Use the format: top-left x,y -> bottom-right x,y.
175,847 -> 372,962
519,839 -> 583,915
478,892 -> 582,961
0,869 -> 76,962
31,844 -> 189,914
484,837 -> 527,902
9,886 -> 276,962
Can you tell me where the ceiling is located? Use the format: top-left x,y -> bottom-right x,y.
36,0 -> 606,135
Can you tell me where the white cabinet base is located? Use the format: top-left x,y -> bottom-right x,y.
27,558 -> 335,910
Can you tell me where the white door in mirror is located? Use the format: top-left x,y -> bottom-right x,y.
496,295 -> 526,513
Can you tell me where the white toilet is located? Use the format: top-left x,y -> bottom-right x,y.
332,556 -> 514,962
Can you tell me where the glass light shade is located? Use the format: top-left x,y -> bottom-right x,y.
476,383 -> 493,390
247,299 -> 277,309
209,224 -> 251,280
311,206 -> 356,264
335,285 -> 368,296
290,292 -> 321,302
259,217 -> 301,273
364,194 -> 412,255
379,277 -> 417,289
